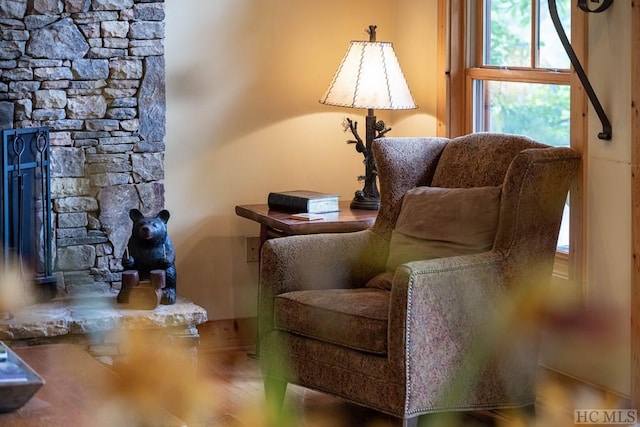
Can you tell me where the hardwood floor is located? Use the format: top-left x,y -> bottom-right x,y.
0,321 -> 621,426
193,321 -> 626,427
195,346 -> 512,427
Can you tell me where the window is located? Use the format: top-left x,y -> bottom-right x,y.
443,0 -> 586,280
470,0 -> 571,148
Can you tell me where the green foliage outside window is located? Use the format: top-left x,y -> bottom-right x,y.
485,81 -> 570,147
481,0 -> 571,147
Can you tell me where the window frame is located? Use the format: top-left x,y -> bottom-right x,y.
439,0 -> 587,285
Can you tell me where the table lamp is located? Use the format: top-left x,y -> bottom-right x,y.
319,25 -> 417,210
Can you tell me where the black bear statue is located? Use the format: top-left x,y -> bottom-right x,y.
119,208 -> 177,305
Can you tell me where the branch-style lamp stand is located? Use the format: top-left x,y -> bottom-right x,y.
344,108 -> 391,209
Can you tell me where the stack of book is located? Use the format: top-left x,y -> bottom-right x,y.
267,190 -> 339,214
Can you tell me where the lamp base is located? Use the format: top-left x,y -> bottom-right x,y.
350,192 -> 380,210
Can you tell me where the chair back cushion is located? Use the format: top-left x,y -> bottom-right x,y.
432,133 -> 548,188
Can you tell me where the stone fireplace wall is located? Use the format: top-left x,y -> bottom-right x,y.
0,0 -> 166,294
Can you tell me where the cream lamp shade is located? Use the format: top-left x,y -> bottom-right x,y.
319,40 -> 417,110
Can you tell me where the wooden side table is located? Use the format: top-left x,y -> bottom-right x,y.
235,201 -> 377,249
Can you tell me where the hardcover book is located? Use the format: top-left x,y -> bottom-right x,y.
267,190 -> 339,214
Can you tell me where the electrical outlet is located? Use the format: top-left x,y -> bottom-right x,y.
246,236 -> 261,262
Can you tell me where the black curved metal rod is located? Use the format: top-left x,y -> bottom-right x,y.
548,0 -> 612,140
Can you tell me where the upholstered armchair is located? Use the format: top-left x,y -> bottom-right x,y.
258,133 -> 580,426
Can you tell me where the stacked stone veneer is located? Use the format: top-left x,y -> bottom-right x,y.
0,0 -> 166,294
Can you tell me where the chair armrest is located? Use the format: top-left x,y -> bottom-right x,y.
387,251 -> 540,412
258,229 -> 387,338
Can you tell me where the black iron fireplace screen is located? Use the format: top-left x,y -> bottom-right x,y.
1,127 -> 56,300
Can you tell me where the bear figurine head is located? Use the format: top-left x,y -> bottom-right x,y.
130,208 -> 170,245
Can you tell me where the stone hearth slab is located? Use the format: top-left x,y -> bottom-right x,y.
0,295 -> 207,341
0,295 -> 208,365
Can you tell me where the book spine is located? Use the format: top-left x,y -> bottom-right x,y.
267,193 -> 310,213
307,199 -> 339,213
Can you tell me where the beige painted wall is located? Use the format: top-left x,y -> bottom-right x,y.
165,1 -> 438,320
580,1 -> 631,395
540,2 -> 632,396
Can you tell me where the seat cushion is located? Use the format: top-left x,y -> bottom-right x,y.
274,288 -> 390,355
386,185 -> 502,270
